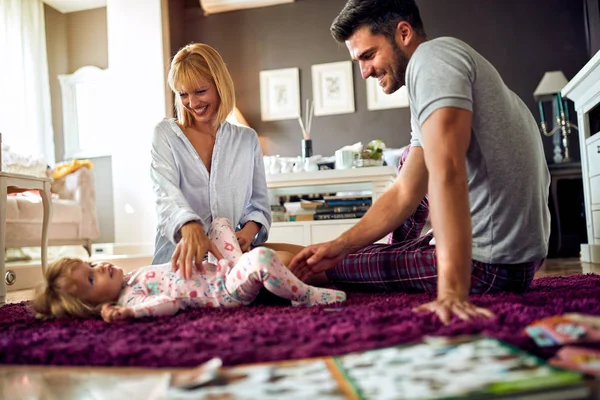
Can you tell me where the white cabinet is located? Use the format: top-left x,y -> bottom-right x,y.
266,166 -> 397,246
562,49 -> 600,263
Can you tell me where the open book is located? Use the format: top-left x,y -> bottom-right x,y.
170,335 -> 590,400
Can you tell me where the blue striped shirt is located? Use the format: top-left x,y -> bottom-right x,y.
150,118 -> 271,264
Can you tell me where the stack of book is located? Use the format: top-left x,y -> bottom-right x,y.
280,194 -> 372,222
314,195 -> 371,220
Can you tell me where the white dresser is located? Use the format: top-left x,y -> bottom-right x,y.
562,50 -> 600,264
266,166 -> 397,246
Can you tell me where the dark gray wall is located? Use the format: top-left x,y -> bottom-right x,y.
586,0 -> 600,56
171,0 -> 588,162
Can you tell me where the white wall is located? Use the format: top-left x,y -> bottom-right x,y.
106,0 -> 167,254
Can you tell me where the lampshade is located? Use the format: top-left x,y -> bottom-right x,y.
533,71 -> 569,100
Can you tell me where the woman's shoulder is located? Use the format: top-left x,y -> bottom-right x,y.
152,118 -> 182,145
154,118 -> 179,135
222,121 -> 259,143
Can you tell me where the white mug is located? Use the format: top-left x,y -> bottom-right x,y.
304,156 -> 319,172
335,149 -> 354,169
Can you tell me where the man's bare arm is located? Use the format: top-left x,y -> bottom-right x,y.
421,107 -> 473,299
337,146 -> 429,252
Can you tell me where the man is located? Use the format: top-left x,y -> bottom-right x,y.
289,0 -> 550,324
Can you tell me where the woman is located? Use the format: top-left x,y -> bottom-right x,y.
151,43 -> 271,279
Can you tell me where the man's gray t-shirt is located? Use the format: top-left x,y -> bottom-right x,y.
406,37 -> 550,264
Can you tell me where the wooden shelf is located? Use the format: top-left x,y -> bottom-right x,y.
266,167 -> 397,246
266,166 -> 396,188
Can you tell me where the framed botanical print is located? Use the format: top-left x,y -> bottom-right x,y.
311,61 -> 355,116
366,78 -> 409,110
260,68 -> 300,121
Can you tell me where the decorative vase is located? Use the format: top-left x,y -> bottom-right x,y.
301,139 -> 313,160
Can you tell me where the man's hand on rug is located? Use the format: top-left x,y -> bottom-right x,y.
101,304 -> 134,323
173,222 -> 224,280
412,296 -> 494,325
289,240 -> 347,281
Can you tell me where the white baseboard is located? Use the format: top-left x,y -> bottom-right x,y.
92,243 -> 115,255
581,244 -> 600,264
5,254 -> 153,292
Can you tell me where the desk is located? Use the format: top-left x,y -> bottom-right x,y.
0,172 -> 52,305
548,162 -> 584,257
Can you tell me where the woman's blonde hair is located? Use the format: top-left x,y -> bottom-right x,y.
31,257 -> 99,320
168,43 -> 235,128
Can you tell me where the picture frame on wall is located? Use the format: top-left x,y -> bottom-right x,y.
311,61 -> 355,116
260,67 -> 300,121
366,77 -> 409,110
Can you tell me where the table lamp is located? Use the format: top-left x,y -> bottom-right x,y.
533,71 -> 578,163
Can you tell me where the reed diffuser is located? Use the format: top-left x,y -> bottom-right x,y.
298,99 -> 314,160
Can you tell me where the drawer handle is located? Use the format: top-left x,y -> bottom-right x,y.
598,145 -> 600,153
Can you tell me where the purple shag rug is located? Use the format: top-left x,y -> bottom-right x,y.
1,274 -> 599,368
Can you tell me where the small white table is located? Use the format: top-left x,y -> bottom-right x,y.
0,172 -> 52,305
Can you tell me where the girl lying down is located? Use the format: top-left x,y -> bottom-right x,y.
32,218 -> 346,323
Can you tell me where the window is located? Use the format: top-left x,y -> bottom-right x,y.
58,66 -> 112,159
0,0 -> 55,163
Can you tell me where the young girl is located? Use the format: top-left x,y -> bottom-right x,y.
32,218 -> 346,323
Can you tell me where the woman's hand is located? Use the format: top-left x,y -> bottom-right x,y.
236,221 -> 261,252
172,222 -> 224,279
101,304 -> 134,323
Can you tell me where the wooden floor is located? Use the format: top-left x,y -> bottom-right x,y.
536,257 -> 599,277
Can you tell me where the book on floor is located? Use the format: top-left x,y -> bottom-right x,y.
169,335 -> 590,400
549,345 -> 600,376
525,313 -> 600,347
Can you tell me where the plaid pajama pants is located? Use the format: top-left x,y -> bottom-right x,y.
325,146 -> 544,294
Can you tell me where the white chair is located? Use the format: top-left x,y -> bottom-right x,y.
0,133 -> 53,305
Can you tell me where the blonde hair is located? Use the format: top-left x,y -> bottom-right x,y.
168,43 -> 235,128
31,257 -> 99,320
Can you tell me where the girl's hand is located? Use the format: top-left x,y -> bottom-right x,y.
172,222 -> 224,279
101,304 -> 134,323
236,222 -> 260,252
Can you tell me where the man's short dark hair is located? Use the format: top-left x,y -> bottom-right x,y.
331,0 -> 426,43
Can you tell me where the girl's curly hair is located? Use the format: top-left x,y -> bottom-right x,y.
31,257 -> 100,319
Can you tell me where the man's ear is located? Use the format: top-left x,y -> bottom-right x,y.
395,21 -> 413,46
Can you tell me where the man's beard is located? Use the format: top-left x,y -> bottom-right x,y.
384,40 -> 410,94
